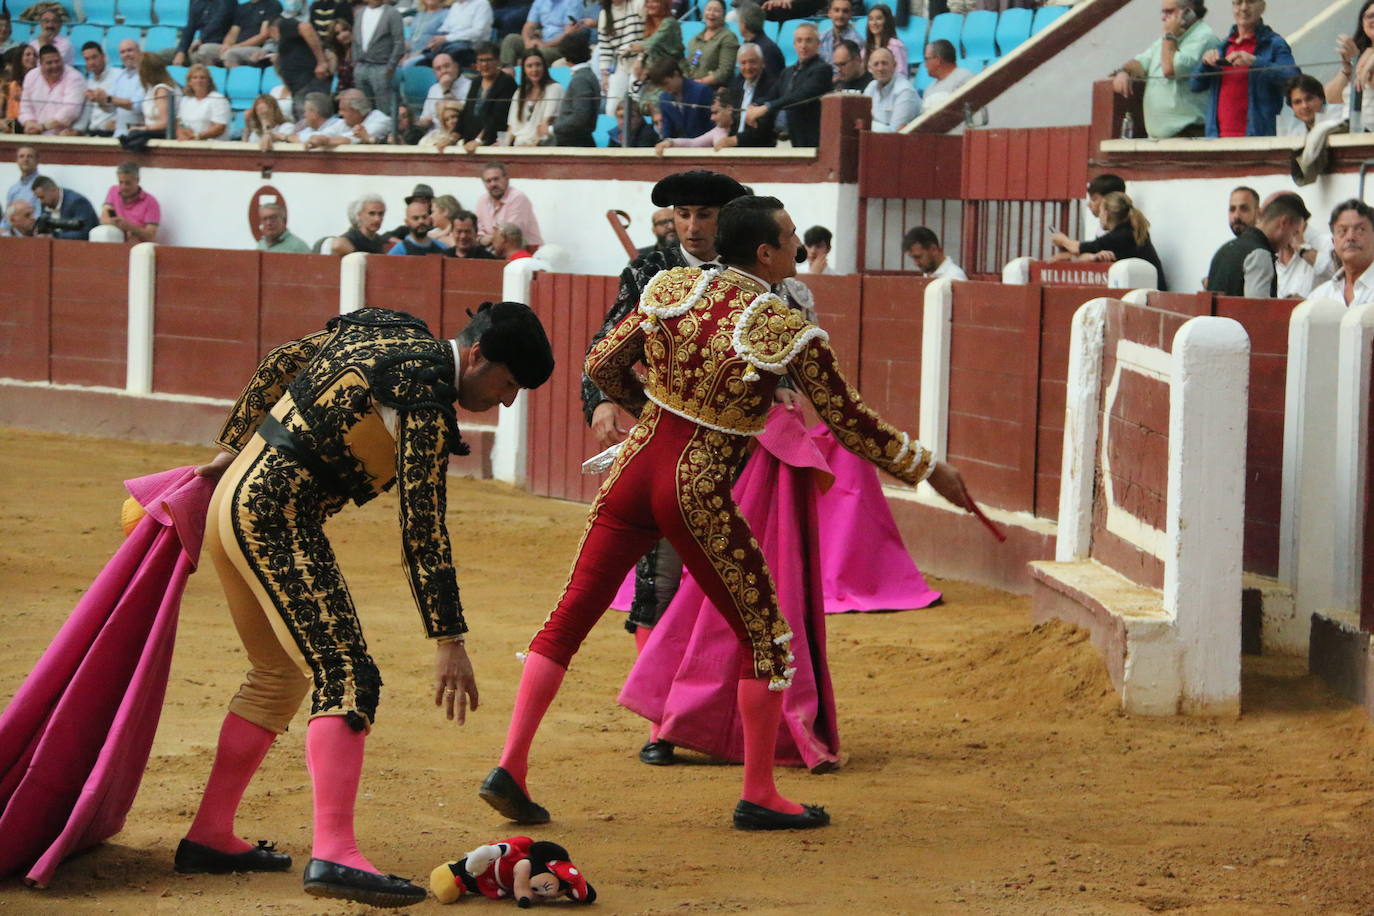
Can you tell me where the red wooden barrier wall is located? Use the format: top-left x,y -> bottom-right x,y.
50,242 -> 130,389
2,237 -> 52,382
438,258 -> 507,428
154,247 -> 261,399
856,275 -> 926,439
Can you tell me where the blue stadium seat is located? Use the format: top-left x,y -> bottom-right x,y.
155,0 -> 190,28
960,9 -> 995,60
69,24 -> 107,51
10,21 -> 34,43
592,112 -> 615,147
926,12 -> 961,52
229,108 -> 245,139
226,65 -> 261,108
547,65 -> 572,89
897,15 -> 926,65
1031,4 -> 1069,35
144,23 -> 178,51
103,25 -> 142,55
913,61 -> 933,93
679,20 -> 705,47
259,67 -> 283,94
53,0 -> 80,23
399,65 -> 436,108
82,0 -> 118,26
207,64 -> 228,92
994,6 -> 1032,55
119,0 -> 156,26
166,63 -> 189,85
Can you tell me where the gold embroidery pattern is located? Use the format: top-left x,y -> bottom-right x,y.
674,424 -> 793,684
217,330 -> 330,454
585,302 -> 648,419
789,337 -> 933,485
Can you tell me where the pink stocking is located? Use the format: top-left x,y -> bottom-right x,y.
185,712 -> 276,853
306,716 -> 376,872
496,651 -> 566,793
737,678 -> 803,814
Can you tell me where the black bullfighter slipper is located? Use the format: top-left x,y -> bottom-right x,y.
732,800 -> 831,831
174,838 -> 292,874
301,858 -> 427,908
638,739 -> 676,766
479,766 -> 551,824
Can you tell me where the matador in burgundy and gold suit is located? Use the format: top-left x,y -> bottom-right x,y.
481,207 -> 956,831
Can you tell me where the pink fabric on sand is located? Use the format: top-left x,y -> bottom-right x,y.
0,466 -> 214,886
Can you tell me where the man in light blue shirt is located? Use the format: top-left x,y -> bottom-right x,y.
499,0 -> 593,68
1,145 -> 41,234
818,0 -> 860,63
864,47 -> 917,133
1110,0 -> 1216,139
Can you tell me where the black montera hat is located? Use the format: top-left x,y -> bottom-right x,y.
651,170 -> 750,208
473,301 -> 554,389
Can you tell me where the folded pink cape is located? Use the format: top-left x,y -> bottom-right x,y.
0,466 -> 215,887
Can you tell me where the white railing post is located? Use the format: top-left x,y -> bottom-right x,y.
1054,298 -> 1108,561
126,242 -> 157,395
1001,256 -> 1032,285
1107,257 -> 1158,291
918,277 -> 953,468
339,252 -> 368,313
1333,303 -> 1374,610
490,257 -> 547,486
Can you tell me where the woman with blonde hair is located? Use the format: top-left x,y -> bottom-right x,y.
418,99 -> 463,151
1052,191 -> 1168,290
428,194 -> 464,247
244,93 -> 294,148
177,63 -> 231,140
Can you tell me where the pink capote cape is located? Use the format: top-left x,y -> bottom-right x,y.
0,466 -> 214,887
618,406 -> 842,770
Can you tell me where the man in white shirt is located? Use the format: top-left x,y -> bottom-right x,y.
89,40 -> 146,138
428,0 -> 494,67
1310,199 -> 1374,308
306,87 -> 394,146
864,47 -> 916,133
417,53 -> 471,132
904,225 -> 967,280
919,39 -> 972,115
288,92 -> 341,144
78,42 -> 121,135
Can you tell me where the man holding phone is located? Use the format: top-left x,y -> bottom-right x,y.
1109,0 -> 1216,139
99,161 -> 161,242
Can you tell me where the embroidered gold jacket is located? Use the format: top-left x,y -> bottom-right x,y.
216,308 -> 469,639
587,266 -> 934,484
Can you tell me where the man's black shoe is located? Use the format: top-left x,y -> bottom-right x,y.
638,739 -> 676,766
302,858 -> 427,908
732,800 -> 831,831
174,838 -> 292,874
479,766 -> 551,824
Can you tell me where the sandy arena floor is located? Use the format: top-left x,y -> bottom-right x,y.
3,429 -> 1374,915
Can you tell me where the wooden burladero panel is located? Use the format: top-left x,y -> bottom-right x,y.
1,237 -> 52,382
50,240 -> 130,388
152,246 -> 260,399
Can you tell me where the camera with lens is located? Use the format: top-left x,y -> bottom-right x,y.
34,213 -> 85,235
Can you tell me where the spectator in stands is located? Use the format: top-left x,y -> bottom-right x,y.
607,96 -> 660,146
331,193 -> 388,254
102,39 -> 145,138
380,183 -> 434,242
1285,74 -> 1336,137
133,55 -> 179,138
597,0 -> 644,115
638,206 -> 677,255
904,226 -> 967,280
417,53 -> 472,133
2,45 -> 37,131
388,199 -> 452,255
650,57 -> 712,139
1204,193 -> 1308,297
736,3 -> 784,79
492,0 -> 535,41
449,209 -> 499,257
285,91 -> 339,143
2,198 -> 35,236
426,0 -> 494,68
1227,185 -> 1259,237
78,43 -> 119,136
655,84 -> 738,151
176,64 -> 231,141
745,22 -> 830,147
255,201 -> 311,252
630,0 -> 682,87
490,221 -> 532,260
801,224 -> 835,274
1188,0 -> 1296,137
762,0 -> 824,24
727,43 -> 777,135
865,47 -> 917,133
500,0 -> 596,69
550,33 -> 597,146
419,99 -> 464,149
349,0 -> 405,119
819,0 -> 860,63
683,0 -> 737,89
20,45 -> 83,136
1051,191 -> 1168,289
476,161 -> 543,250
307,87 -> 393,146
322,18 -> 355,90
507,49 -> 563,145
196,0 -> 282,68
269,16 -> 331,117
245,94 -> 294,147
100,161 -> 160,242
919,39 -> 972,115
29,10 -> 73,66
864,5 -> 908,77
1110,0 -> 1215,139
400,0 -> 449,67
0,15 -> 14,57
429,194 -> 464,246
310,0 -> 353,36
831,40 -> 870,92
2,144 -> 39,235
1085,173 -> 1126,236
171,0 -> 235,67
457,43 -> 517,150
1311,199 -> 1374,306
31,175 -> 96,239
1326,1 -> 1374,133
1268,192 -> 1319,299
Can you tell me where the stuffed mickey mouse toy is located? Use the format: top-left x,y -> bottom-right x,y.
431,837 -> 595,907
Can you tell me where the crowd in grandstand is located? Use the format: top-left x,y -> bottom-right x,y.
0,0 -> 1088,148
